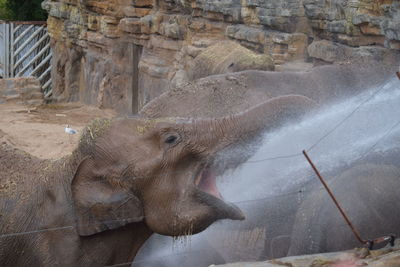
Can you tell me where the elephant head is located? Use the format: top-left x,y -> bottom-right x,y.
71,95 -> 314,238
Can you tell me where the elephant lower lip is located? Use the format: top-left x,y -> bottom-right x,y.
194,165 -> 245,221
225,202 -> 245,221
196,190 -> 245,221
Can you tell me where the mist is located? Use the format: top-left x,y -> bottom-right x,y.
133,77 -> 400,266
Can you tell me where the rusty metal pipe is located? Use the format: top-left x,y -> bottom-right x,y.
302,150 -> 366,245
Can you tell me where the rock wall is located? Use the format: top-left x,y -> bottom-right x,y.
42,0 -> 400,113
0,77 -> 44,105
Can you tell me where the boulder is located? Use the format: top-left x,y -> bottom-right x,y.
0,77 -> 44,105
188,41 -> 274,81
308,40 -> 400,64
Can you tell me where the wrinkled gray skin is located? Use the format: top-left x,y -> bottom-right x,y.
141,64 -> 396,119
136,63 -> 400,265
0,95 -> 313,266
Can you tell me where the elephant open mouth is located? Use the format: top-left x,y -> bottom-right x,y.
195,164 -> 222,199
194,163 -> 245,221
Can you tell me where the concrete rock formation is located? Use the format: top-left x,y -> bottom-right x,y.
0,77 -> 44,105
42,0 -> 400,113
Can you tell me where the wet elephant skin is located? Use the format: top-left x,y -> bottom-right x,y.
0,95 -> 312,266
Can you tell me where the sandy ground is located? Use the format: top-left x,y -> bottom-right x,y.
0,103 -> 116,159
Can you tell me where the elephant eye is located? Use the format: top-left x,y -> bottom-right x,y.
165,135 -> 177,144
164,134 -> 180,146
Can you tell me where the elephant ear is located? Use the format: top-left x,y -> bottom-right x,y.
71,157 -> 144,236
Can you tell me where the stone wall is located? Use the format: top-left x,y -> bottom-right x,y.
0,77 -> 44,105
42,0 -> 400,113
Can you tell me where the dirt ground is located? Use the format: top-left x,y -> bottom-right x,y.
0,103 -> 116,159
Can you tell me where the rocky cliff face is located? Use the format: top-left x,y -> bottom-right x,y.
42,0 -> 400,113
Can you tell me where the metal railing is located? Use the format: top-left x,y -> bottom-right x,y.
0,21 -> 52,98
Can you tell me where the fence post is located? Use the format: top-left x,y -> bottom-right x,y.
4,23 -> 9,78
10,22 -> 14,77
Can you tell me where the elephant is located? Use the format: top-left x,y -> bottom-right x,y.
134,63 -> 400,265
288,163 -> 400,255
0,95 -> 313,266
141,63 -> 397,119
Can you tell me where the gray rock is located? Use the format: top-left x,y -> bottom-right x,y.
0,78 -> 44,105
308,40 -> 400,64
2,89 -> 18,96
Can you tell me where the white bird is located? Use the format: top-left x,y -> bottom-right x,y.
65,125 -> 78,135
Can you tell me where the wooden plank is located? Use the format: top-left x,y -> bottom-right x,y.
44,90 -> 53,99
38,65 -> 51,81
4,23 -> 9,78
13,24 -> 23,34
30,53 -> 52,77
43,78 -> 52,98
43,77 -> 52,90
10,23 -> 14,76
15,44 -> 50,77
13,24 -> 34,46
1,23 -> 5,77
14,35 -> 49,70
8,21 -> 47,25
14,26 -> 45,55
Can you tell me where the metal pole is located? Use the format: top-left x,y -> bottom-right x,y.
1,23 -> 4,78
4,23 -> 9,78
302,150 -> 367,245
10,22 -> 14,77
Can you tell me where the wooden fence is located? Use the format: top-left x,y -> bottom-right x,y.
0,21 -> 52,98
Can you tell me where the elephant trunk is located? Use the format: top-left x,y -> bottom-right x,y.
189,95 -> 315,153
